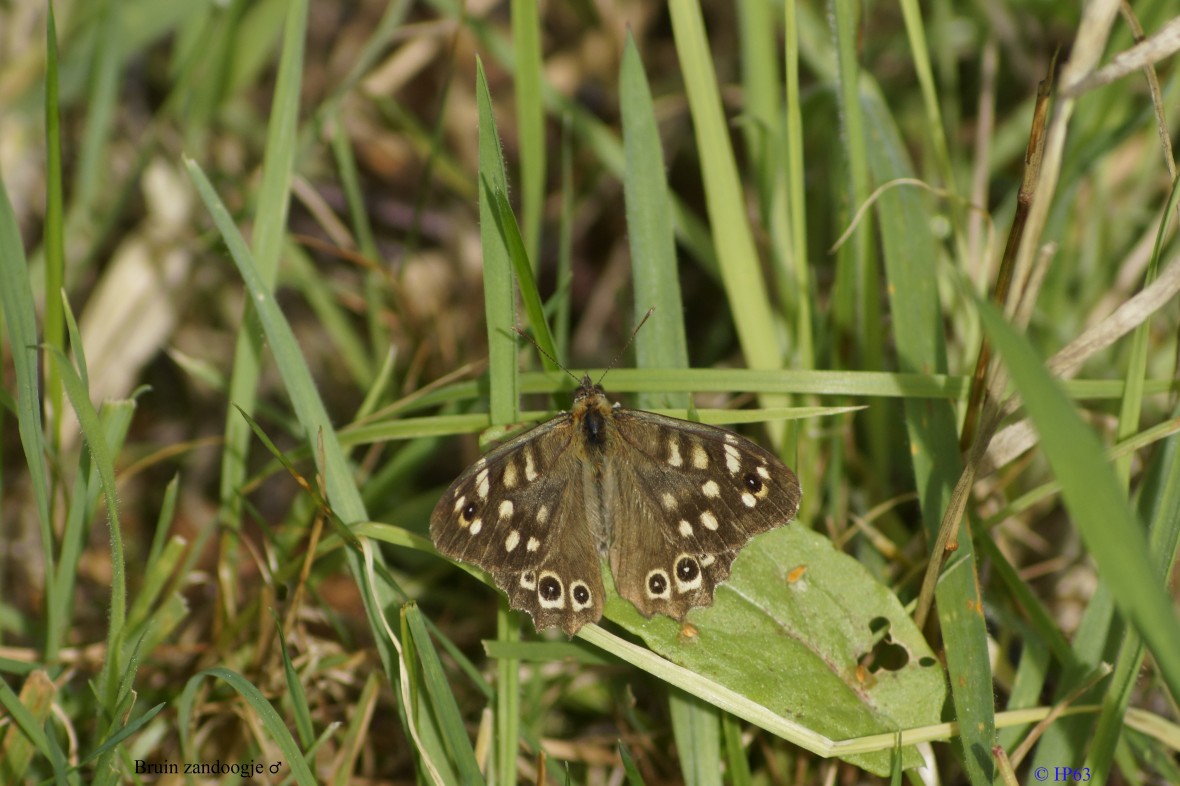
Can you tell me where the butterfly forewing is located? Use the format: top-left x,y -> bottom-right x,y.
429,414 -> 605,635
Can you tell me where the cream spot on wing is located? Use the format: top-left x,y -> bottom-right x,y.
502,462 -> 518,489
476,468 -> 490,498
679,520 -> 693,537
498,500 -> 514,520
453,494 -> 467,514
724,433 -> 738,445
537,504 -> 550,525
742,493 -> 757,507
724,444 -> 741,474
527,537 -> 540,552
667,438 -> 683,467
700,511 -> 719,531
661,492 -> 678,511
505,530 -> 520,552
701,480 -> 720,498
700,554 -> 716,567
691,443 -> 709,469
469,518 -> 483,535
519,571 -> 537,590
474,457 -> 487,470
524,449 -> 538,481
756,465 -> 771,480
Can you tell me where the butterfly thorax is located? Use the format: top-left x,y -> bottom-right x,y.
571,376 -> 614,451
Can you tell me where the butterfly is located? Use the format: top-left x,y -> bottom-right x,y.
430,374 -> 802,635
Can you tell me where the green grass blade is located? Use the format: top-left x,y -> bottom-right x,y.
424,0 -> 721,272
555,117 -> 574,359
0,174 -> 57,657
77,702 -> 165,769
0,672 -> 54,782
782,0 -> 814,366
619,30 -> 724,777
71,0 -> 120,221
1084,177 -> 1180,781
124,535 -> 186,638
405,605 -> 485,784
217,0 -> 307,619
285,242 -> 374,385
226,0 -> 290,96
275,616 -> 315,747
897,0 -> 958,217
668,0 -> 782,383
146,474 -> 181,566
177,667 -> 317,785
511,0 -> 545,265
669,689 -> 721,786
184,155 -> 403,692
43,3 -> 66,456
976,295 -> 1180,710
721,711 -> 752,786
735,0 -> 780,220
476,56 -> 519,426
252,0 -> 304,293
829,0 -> 874,349
488,184 -> 556,368
326,108 -> 386,356
475,57 -> 525,786
332,672 -> 381,786
830,0 -> 887,481
862,83 -> 995,785
619,740 -> 647,785
47,348 -> 127,711
620,32 -> 689,410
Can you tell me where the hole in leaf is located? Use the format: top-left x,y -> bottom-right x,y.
862,635 -> 910,673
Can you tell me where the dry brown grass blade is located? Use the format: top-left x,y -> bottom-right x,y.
1061,14 -> 1180,108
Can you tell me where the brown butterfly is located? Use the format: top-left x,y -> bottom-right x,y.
430,374 -> 802,635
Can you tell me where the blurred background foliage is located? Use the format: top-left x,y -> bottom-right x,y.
1,0 -> 1179,783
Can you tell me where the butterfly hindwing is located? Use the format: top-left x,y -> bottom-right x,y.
429,413 -> 605,635
501,478 -> 605,634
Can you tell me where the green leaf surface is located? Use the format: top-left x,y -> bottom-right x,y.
611,525 -> 945,776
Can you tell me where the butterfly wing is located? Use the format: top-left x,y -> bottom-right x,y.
605,408 -> 801,619
430,416 -> 606,635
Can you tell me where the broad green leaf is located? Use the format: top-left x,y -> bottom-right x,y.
611,525 -> 945,776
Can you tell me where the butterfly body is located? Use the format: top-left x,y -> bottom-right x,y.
430,376 -> 801,635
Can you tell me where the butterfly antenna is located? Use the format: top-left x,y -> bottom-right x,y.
596,306 -> 655,385
513,326 -> 582,386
